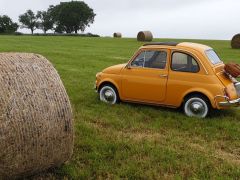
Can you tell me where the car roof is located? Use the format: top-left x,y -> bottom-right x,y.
142,42 -> 212,52
143,42 -> 179,46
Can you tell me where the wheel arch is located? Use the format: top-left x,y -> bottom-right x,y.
182,90 -> 216,108
98,80 -> 119,94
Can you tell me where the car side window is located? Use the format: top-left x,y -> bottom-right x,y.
144,51 -> 167,69
131,50 -> 167,69
171,52 -> 200,73
131,51 -> 145,67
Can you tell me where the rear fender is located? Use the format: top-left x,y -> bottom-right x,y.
181,88 -> 217,108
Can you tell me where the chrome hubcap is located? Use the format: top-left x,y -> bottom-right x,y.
100,86 -> 117,104
185,98 -> 208,118
190,102 -> 204,114
104,90 -> 114,102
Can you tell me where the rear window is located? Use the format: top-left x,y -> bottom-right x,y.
205,49 -> 222,65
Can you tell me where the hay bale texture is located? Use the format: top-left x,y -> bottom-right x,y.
231,34 -> 240,49
137,31 -> 153,42
0,53 -> 73,179
113,32 -> 122,38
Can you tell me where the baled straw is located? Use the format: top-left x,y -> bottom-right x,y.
0,53 -> 73,179
137,31 -> 153,42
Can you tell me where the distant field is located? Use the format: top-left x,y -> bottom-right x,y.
0,36 -> 240,179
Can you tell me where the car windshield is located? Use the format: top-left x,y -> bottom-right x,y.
205,49 -> 222,65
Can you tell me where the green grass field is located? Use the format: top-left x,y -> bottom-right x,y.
0,36 -> 240,179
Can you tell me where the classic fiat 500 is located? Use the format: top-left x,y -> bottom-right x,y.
95,42 -> 240,118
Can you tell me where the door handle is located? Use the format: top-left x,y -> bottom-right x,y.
159,74 -> 168,78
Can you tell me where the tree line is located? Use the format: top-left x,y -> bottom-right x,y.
0,1 -> 96,34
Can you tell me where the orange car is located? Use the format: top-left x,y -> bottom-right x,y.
95,42 -> 240,118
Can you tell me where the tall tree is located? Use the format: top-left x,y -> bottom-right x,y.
37,10 -> 54,34
0,15 -> 18,33
19,10 -> 39,34
51,1 -> 96,34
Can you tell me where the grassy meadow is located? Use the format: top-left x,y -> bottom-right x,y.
0,36 -> 240,179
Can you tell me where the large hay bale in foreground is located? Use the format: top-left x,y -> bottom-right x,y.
113,32 -> 122,38
0,53 -> 73,179
137,31 -> 153,42
231,34 -> 240,49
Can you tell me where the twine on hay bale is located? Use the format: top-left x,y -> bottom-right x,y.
231,34 -> 240,49
0,53 -> 73,179
137,31 -> 153,42
113,32 -> 122,38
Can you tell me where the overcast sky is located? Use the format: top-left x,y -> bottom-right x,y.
0,0 -> 239,40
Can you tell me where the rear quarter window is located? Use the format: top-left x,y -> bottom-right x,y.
205,49 -> 222,65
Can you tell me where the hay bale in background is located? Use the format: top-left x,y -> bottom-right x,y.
231,34 -> 240,49
113,32 -> 122,38
137,31 -> 153,42
0,53 -> 73,179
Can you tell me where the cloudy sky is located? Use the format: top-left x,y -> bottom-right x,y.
0,0 -> 239,40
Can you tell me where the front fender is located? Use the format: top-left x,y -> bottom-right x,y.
97,75 -> 121,96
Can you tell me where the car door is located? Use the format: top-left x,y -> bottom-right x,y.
121,49 -> 169,103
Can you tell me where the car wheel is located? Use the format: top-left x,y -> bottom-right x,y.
99,85 -> 119,104
184,95 -> 209,118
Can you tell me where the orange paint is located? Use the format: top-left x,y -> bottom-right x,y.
96,42 -> 239,110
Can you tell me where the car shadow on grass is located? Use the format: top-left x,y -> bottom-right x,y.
95,93 -> 239,121
119,101 -> 183,114
119,101 -> 239,121
208,108 -> 239,119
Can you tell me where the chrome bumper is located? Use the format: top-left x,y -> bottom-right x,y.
218,97 -> 240,107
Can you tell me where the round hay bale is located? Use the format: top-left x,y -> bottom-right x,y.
113,32 -> 122,38
231,34 -> 240,49
0,53 -> 73,179
137,31 -> 153,42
